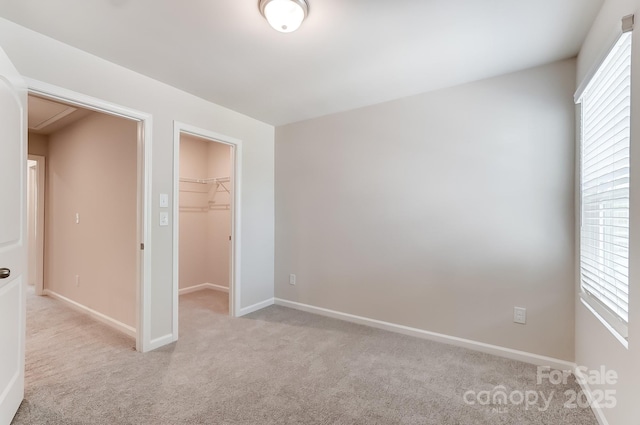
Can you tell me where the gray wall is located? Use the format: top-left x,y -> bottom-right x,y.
276,59 -> 577,361
0,17 -> 275,347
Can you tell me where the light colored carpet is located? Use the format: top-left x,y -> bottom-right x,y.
12,288 -> 597,424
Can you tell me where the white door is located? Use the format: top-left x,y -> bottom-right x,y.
0,46 -> 27,425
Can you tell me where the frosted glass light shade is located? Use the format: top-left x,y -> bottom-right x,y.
259,0 -> 309,33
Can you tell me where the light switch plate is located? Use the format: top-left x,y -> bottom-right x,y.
159,211 -> 169,226
159,193 -> 169,208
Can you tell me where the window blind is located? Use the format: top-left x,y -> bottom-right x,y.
578,30 -> 632,336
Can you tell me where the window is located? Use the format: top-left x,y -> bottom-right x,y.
577,28 -> 632,340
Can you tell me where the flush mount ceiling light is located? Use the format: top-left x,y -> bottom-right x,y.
259,0 -> 309,33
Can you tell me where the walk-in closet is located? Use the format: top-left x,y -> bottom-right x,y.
178,134 -> 232,315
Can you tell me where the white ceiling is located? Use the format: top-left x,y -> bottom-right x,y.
0,0 -> 603,126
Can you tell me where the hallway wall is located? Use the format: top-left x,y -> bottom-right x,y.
45,112 -> 138,328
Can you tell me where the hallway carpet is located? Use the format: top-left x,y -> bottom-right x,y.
12,289 -> 597,424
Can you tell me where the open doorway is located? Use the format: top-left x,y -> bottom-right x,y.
26,93 -> 141,342
177,134 -> 232,323
26,155 -> 45,296
173,123 -> 241,338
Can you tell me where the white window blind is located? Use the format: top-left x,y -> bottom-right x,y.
578,30 -> 632,338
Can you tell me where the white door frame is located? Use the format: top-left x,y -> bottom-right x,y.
27,154 -> 45,296
172,121 -> 242,338
26,78 -> 154,353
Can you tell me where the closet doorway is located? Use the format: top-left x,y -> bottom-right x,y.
173,123 -> 240,336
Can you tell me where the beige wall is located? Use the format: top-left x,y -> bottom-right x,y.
179,135 -> 231,290
0,17 -> 275,343
45,112 -> 138,327
575,1 -> 640,424
276,59 -> 577,361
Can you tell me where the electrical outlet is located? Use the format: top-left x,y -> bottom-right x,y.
75,275 -> 79,287
514,307 -> 526,324
289,274 -> 296,285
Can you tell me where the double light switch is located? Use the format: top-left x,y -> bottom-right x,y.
159,193 -> 169,226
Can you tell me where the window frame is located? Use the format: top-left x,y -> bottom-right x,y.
576,26 -> 633,344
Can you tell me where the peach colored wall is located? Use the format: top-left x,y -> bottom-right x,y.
206,141 -> 231,288
28,132 -> 48,156
45,112 -> 138,327
178,135 -> 210,288
179,135 -> 231,290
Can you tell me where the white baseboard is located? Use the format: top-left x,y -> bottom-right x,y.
238,297 -> 274,316
43,289 -> 136,338
179,283 -> 229,295
274,298 -> 574,371
147,333 -> 176,351
574,366 -> 610,425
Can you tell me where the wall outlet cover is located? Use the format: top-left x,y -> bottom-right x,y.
514,307 -> 526,324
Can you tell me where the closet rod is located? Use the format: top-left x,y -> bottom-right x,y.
179,204 -> 230,211
180,176 -> 230,184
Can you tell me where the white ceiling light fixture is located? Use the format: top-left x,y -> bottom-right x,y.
259,0 -> 309,33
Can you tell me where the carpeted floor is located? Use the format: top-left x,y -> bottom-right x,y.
12,288 -> 597,424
